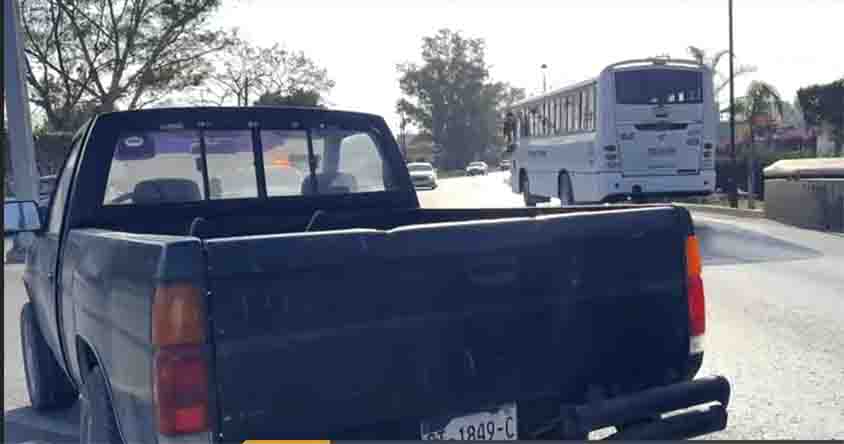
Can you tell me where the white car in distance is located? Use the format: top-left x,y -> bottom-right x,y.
466,161 -> 488,176
408,162 -> 438,189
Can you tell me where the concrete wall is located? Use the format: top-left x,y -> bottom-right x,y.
764,178 -> 844,232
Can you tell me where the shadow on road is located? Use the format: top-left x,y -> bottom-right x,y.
695,219 -> 823,266
3,405 -> 78,443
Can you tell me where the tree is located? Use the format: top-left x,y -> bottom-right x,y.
397,29 -> 522,169
687,46 -> 757,98
20,0 -> 230,131
253,89 -> 324,107
798,79 -> 844,156
780,99 -> 805,129
734,81 -> 784,208
205,36 -> 334,107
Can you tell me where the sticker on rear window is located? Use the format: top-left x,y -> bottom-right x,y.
124,136 -> 144,147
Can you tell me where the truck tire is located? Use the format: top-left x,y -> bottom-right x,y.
558,172 -> 574,206
521,173 -> 537,207
80,366 -> 123,444
21,302 -> 77,410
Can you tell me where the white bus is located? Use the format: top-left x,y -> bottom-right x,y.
504,58 -> 717,206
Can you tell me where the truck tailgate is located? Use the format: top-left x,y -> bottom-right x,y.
203,207 -> 691,440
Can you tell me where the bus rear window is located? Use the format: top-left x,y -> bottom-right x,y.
615,69 -> 703,105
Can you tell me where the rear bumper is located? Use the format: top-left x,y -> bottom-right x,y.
412,178 -> 437,188
596,170 -> 716,202
549,375 -> 731,440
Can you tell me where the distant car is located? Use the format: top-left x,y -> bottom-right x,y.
499,159 -> 512,171
407,162 -> 438,189
465,161 -> 488,176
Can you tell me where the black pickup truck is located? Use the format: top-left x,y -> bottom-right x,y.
5,107 -> 730,443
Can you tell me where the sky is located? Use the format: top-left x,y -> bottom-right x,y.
215,0 -> 842,134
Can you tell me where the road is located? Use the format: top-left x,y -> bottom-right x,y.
5,172 -> 844,441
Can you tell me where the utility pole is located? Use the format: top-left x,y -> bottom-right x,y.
5,0 -> 41,262
728,0 -> 739,208
398,111 -> 408,160
541,64 -> 548,93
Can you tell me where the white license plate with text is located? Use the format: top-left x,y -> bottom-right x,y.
421,403 -> 517,440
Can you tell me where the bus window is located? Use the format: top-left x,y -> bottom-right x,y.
553,98 -> 560,134
573,93 -> 582,132
558,97 -> 564,134
582,88 -> 593,131
615,69 -> 703,105
561,97 -> 569,133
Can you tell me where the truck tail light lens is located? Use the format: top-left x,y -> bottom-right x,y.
686,236 -> 706,354
152,283 -> 209,435
153,284 -> 206,346
154,346 -> 209,435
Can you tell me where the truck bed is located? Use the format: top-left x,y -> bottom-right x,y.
201,205 -> 693,440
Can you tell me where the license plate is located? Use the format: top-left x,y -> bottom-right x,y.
421,403 -> 517,440
649,147 -> 676,156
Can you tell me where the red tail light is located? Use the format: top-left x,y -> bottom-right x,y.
688,274 -> 706,337
686,236 -> 705,354
152,283 -> 209,435
154,346 -> 209,435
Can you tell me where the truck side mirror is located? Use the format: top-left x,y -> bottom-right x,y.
4,200 -> 43,234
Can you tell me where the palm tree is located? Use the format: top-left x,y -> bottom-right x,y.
733,81 -> 784,209
687,46 -> 757,97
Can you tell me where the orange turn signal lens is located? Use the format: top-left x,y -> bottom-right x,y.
153,284 -> 206,346
685,235 -> 702,277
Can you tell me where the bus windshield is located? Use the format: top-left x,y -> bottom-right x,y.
615,69 -> 703,105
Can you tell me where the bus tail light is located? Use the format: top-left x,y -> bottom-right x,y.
701,143 -> 715,169
152,284 -> 210,436
686,236 -> 705,355
604,146 -> 622,171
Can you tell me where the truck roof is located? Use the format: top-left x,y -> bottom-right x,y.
95,106 -> 385,122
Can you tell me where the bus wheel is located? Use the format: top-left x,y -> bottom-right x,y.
558,172 -> 574,206
521,173 -> 536,207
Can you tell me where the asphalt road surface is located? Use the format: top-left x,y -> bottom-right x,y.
4,172 -> 844,441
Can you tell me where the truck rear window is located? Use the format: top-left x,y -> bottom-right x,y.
103,126 -> 395,205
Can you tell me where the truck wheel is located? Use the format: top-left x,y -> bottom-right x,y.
21,302 -> 77,410
80,366 -> 123,444
558,172 -> 574,206
521,174 -> 537,207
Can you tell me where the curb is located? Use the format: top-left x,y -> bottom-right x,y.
674,203 -> 767,219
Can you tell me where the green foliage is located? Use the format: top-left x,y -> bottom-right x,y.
744,81 -> 784,121
797,79 -> 844,155
397,29 -> 522,169
207,35 -> 334,107
21,0 -> 229,131
686,46 -> 757,97
254,89 -> 324,108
